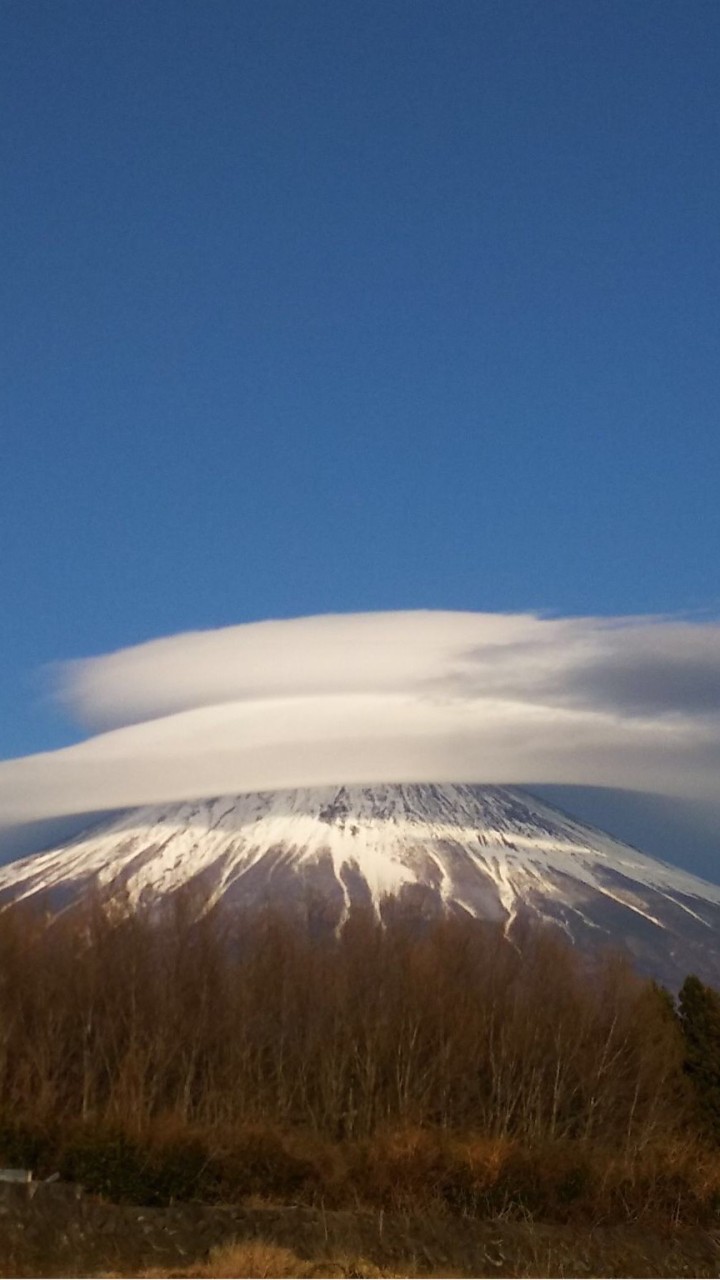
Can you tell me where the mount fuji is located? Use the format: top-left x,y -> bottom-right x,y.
0,783 -> 719,988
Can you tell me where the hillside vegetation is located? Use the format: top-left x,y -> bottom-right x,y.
0,896 -> 719,1226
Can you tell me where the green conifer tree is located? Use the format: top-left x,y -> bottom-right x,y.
678,974 -> 720,1139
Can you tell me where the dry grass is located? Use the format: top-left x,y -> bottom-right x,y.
131,1238 -> 393,1278
191,1240 -> 310,1278
138,1240 -> 312,1277
98,1222 -> 720,1279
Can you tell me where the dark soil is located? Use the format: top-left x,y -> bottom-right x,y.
1,1182 -> 720,1278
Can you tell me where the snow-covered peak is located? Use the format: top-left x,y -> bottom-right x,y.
0,783 -> 718,988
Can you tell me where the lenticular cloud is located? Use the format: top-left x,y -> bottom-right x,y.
2,610 -> 720,827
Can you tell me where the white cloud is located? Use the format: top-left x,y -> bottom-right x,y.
2,610 -> 720,827
54,611 -> 542,729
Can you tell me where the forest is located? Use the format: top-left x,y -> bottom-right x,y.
0,894 -> 719,1225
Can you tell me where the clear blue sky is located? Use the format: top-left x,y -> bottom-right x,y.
2,0 -> 719,759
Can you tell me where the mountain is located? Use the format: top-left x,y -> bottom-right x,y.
0,782 -> 719,988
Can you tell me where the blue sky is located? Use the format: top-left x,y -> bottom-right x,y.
2,0 -> 719,760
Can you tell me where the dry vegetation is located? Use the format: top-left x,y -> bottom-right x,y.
136,1239 -> 312,1278
123,1228 -> 720,1280
0,892 -> 718,1241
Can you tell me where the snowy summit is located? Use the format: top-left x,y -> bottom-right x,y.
2,782 -> 720,988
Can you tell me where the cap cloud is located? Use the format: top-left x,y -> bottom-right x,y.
1,610 -> 719,831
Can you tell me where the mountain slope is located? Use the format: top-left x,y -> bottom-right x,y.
0,783 -> 718,987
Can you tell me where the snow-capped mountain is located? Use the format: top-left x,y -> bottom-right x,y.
1,783 -> 719,988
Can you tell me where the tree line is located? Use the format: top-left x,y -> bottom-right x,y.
0,893 -> 718,1219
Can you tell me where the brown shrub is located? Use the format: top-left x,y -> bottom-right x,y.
195,1239 -> 310,1278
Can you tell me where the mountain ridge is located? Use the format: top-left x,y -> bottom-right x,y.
0,782 -> 718,988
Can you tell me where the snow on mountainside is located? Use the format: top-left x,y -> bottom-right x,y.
0,783 -> 719,988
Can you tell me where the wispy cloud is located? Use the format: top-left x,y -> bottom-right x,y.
2,610 -> 719,826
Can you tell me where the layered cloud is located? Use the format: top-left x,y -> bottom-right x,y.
1,610 -> 720,828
